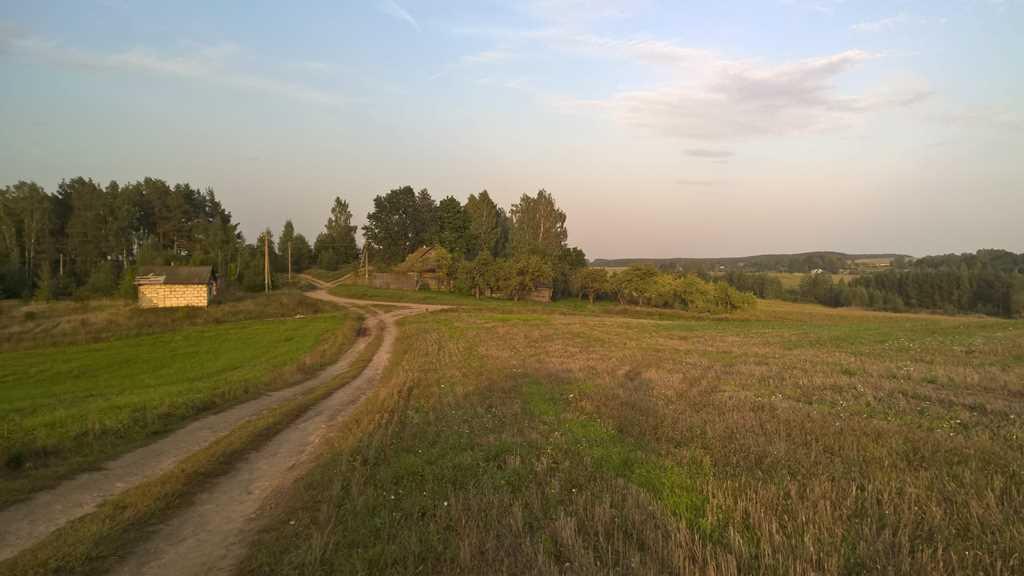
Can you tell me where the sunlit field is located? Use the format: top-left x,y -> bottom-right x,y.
242,295 -> 1024,575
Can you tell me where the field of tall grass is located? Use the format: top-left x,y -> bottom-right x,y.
0,293 -> 360,507
242,298 -> 1024,575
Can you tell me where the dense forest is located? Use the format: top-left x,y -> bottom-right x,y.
0,178 -> 594,301
0,178 -> 238,299
0,177 -> 372,298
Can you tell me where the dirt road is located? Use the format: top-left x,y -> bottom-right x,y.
0,301 -> 378,561
107,291 -> 445,576
294,272 -> 354,290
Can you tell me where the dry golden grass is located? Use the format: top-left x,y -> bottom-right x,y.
241,299 -> 1024,575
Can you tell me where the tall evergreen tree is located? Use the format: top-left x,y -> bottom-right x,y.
414,189 -> 438,248
63,177 -> 106,280
313,197 -> 359,270
291,233 -> 313,271
279,220 -> 296,273
437,195 -> 469,255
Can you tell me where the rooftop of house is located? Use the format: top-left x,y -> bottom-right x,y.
134,265 -> 214,286
394,245 -> 450,274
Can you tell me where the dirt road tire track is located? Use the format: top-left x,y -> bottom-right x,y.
0,306 -> 373,562
107,291 -> 445,576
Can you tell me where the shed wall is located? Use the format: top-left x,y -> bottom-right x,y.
138,284 -> 209,308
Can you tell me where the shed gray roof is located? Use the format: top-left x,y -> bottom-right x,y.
134,266 -> 213,286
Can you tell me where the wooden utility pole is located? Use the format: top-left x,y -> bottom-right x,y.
288,240 -> 292,283
363,245 -> 369,284
263,229 -> 271,294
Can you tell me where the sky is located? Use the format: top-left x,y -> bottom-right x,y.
1,0 -> 1021,259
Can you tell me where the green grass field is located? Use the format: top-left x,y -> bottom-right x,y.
243,295 -> 1024,575
1,325 -> 384,576
0,300 -> 358,507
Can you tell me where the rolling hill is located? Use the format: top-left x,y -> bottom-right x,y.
591,251 -> 911,272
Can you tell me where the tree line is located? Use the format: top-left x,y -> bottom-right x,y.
0,178 -> 241,299
12,175 -> 1010,317
359,186 -> 587,299
0,178 -> 591,301
718,250 -> 1024,318
0,177 -> 369,299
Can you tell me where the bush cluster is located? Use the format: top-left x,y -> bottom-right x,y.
569,265 -> 755,313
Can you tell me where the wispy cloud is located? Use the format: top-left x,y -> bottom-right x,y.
460,24 -> 931,141
851,13 -> 950,33
379,1 -> 420,31
0,29 -> 345,106
558,41 -> 930,141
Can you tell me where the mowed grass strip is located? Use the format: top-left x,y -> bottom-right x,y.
240,301 -> 1024,575
0,312 -> 357,507
0,326 -> 383,576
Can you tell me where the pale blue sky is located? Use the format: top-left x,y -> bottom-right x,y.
1,0 -> 1021,257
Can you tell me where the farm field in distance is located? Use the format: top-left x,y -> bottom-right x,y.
764,271 -> 856,289
0,294 -> 358,507
244,289 -> 1024,575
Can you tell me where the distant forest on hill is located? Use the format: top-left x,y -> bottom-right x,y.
592,251 -> 911,274
592,250 -> 1024,317
712,250 -> 1024,318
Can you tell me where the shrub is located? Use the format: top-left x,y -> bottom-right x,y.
34,265 -> 57,302
119,265 -> 138,300
607,267 -> 755,313
76,262 -> 118,298
573,267 -> 609,303
501,255 -> 553,301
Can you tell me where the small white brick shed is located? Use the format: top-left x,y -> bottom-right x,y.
134,266 -> 216,308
